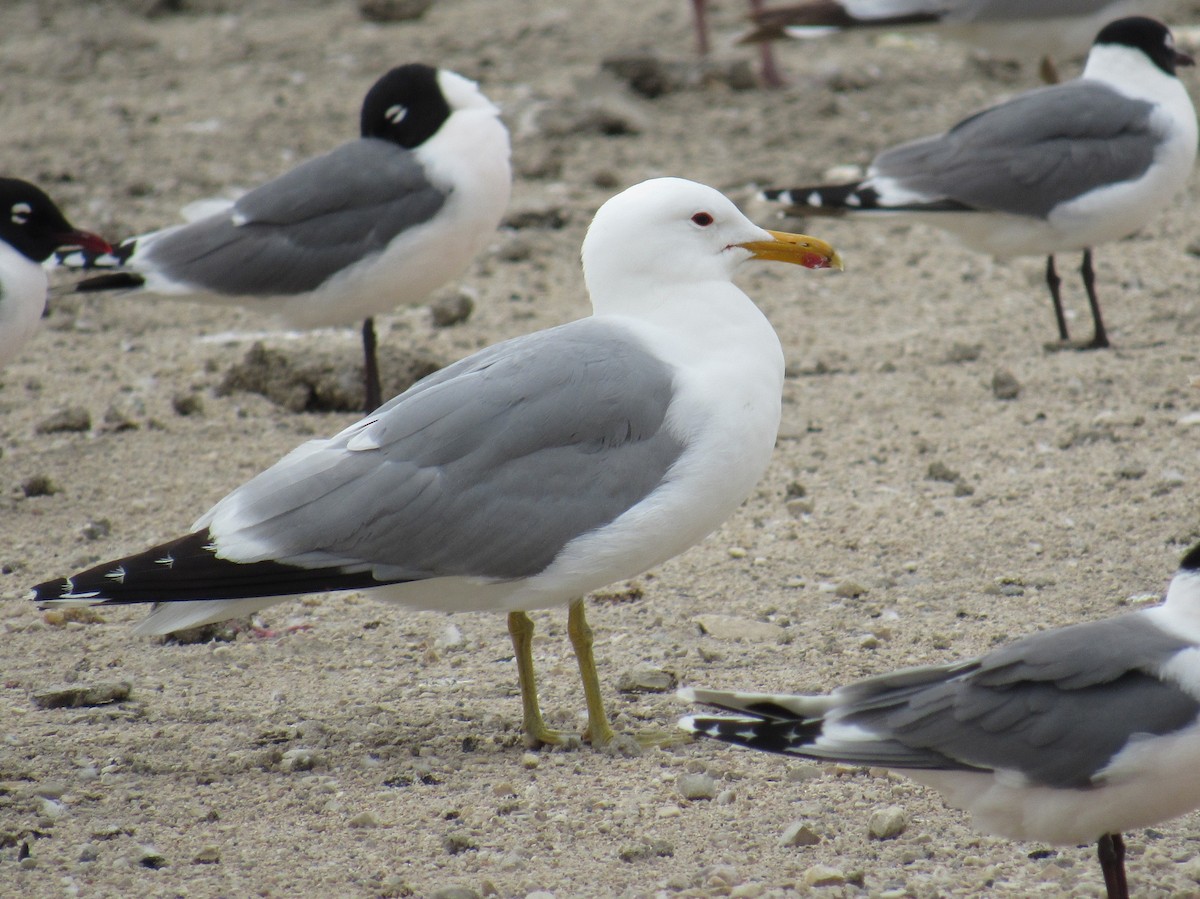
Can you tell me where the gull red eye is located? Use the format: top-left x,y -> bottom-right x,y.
691,212 -> 714,227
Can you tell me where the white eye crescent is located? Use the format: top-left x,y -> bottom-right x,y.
385,104 -> 408,124
11,201 -> 31,225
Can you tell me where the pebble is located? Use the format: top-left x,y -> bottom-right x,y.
834,581 -> 867,598
676,772 -> 717,800
694,614 -> 786,643
21,474 -> 59,498
802,864 -> 846,887
868,806 -> 908,840
617,838 -> 674,862
779,821 -> 822,847
137,845 -> 167,869
348,810 -> 380,828
172,392 -> 204,416
193,845 -> 220,864
785,498 -> 815,517
787,763 -> 822,782
992,369 -> 1021,400
36,406 -> 91,434
615,663 -> 676,693
926,461 -> 960,483
32,681 -> 131,709
279,748 -> 321,773
520,753 -> 539,770
430,292 -> 474,328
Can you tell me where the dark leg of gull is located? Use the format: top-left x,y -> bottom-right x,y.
691,0 -> 710,56
1079,248 -> 1110,350
362,317 -> 382,413
748,0 -> 786,87
1038,55 -> 1060,85
1097,833 -> 1129,899
1045,255 -> 1070,342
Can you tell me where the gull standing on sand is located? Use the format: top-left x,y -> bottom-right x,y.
0,178 -> 110,370
30,177 -> 842,749
761,17 -> 1197,349
682,543 -> 1200,899
65,63 -> 511,411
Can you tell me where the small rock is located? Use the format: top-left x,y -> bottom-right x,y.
21,474 -> 59,497
802,864 -> 846,887
616,663 -> 676,693
617,838 -> 675,862
834,581 -> 867,598
695,614 -> 786,643
101,398 -> 142,432
36,406 -> 91,434
358,0 -> 433,21
779,821 -> 822,847
348,810 -> 381,828
79,844 -> 100,862
786,763 -> 822,782
172,392 -> 204,416
992,369 -> 1020,400
81,518 -> 112,541
868,806 -> 908,840
520,753 -> 539,770
430,292 -> 474,328
676,772 -> 717,800
785,498 -> 814,517
32,681 -> 131,709
442,832 -> 477,855
279,748 -> 321,773
926,461 -> 960,483
192,845 -> 220,864
137,845 -> 167,869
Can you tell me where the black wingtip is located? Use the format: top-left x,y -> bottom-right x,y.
75,272 -> 146,293
1179,542 -> 1200,574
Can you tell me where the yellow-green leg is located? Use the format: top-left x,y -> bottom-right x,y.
567,598 -> 616,747
507,610 -> 567,747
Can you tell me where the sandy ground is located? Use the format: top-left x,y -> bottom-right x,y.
4,0 -> 1200,896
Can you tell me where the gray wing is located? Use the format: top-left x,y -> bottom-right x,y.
829,614 -> 1200,786
203,318 -> 686,581
872,81 -> 1158,218
137,138 -> 446,295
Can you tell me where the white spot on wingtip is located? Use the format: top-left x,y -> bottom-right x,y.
806,191 -> 822,207
846,194 -> 861,208
105,565 -> 126,584
155,554 -> 175,568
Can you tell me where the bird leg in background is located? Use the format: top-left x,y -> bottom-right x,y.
507,609 -> 570,747
1039,55 -> 1061,85
362,317 -> 382,413
691,0 -> 710,55
1097,833 -> 1128,899
1079,248 -> 1110,350
567,598 -> 617,747
748,0 -> 786,87
1045,255 -> 1070,342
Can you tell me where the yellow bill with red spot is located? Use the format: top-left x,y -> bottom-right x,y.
738,229 -> 844,271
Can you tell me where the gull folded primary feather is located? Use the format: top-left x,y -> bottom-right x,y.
31,177 -> 842,750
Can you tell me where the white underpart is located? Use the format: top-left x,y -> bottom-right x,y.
911,716 -> 1200,845
131,179 -> 791,634
123,69 -> 512,329
0,241 -> 50,368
